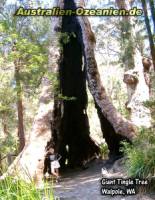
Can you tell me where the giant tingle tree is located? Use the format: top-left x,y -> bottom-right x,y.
1,0 -> 135,183
46,0 -> 135,169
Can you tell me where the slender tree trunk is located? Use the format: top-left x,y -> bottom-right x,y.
141,0 -> 155,70
2,114 -> 8,136
149,0 -> 155,32
14,64 -> 25,152
0,154 -> 3,175
116,0 -> 134,70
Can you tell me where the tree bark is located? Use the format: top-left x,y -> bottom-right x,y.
75,1 -> 135,141
141,0 -> 155,70
60,0 -> 136,159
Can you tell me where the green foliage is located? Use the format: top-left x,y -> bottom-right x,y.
0,177 -> 54,200
122,128 -> 155,178
0,9 -> 50,94
106,76 -> 129,119
0,137 -> 17,173
0,73 -> 17,131
59,32 -> 76,45
58,94 -> 77,101
0,35 -> 47,93
0,73 -> 17,169
118,20 -> 135,69
100,143 -> 109,159
0,134 -> 17,154
0,6 -> 51,162
46,72 -> 60,94
0,133 -> 17,172
123,82 -> 155,179
144,99 -> 155,123
60,32 -> 71,45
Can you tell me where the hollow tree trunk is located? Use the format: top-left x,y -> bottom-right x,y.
52,0 -> 100,168
141,0 -> 155,70
75,0 -> 135,144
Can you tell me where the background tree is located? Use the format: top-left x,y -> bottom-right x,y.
0,2 -> 50,153
115,0 -> 152,128
141,0 -> 155,70
149,0 -> 155,32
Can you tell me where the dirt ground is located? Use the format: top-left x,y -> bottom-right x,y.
52,159 -> 155,200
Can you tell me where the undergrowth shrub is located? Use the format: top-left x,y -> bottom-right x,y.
0,177 -> 54,200
100,143 -> 109,159
122,128 -> 155,179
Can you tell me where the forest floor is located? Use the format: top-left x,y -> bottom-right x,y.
52,159 -> 155,200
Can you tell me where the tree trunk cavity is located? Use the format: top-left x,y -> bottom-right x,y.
52,0 -> 100,169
